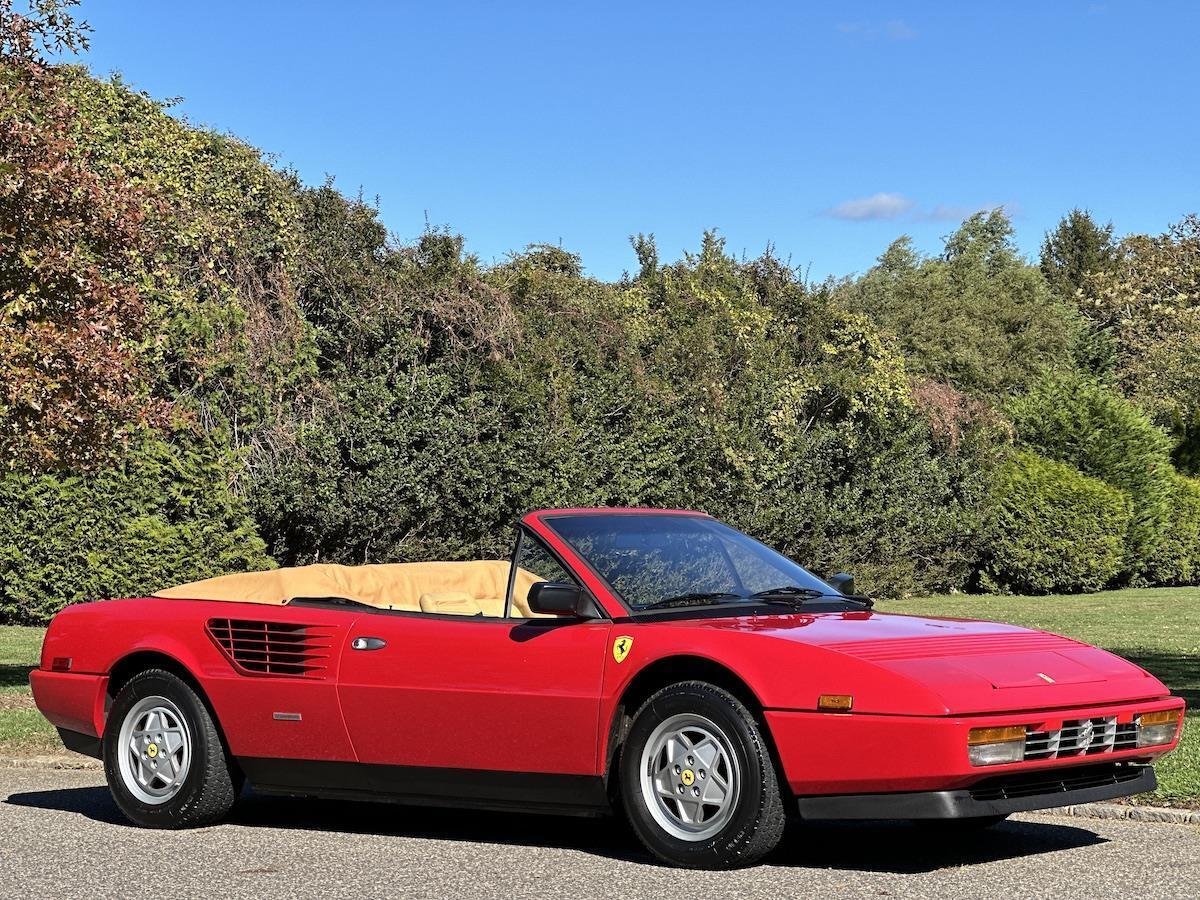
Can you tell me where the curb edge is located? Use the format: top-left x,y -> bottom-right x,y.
1044,802 -> 1200,826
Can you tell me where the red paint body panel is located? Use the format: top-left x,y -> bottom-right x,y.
337,615 -> 611,773
628,611 -> 1170,715
29,669 -> 108,736
29,508 -> 1186,807
33,597 -> 358,761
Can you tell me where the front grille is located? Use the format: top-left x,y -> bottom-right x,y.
206,618 -> 333,678
1025,716 -> 1129,759
969,763 -> 1146,802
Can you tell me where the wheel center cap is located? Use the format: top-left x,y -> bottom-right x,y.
681,769 -> 695,786
147,742 -> 159,758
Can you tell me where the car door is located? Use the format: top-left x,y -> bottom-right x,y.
336,531 -> 612,783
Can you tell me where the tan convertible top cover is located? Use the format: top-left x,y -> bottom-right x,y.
153,560 -> 543,615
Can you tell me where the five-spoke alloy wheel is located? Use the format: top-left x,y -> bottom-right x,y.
116,695 -> 193,804
103,668 -> 240,828
640,713 -> 741,841
620,681 -> 786,868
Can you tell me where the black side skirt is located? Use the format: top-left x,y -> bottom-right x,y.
796,763 -> 1155,820
236,757 -> 611,818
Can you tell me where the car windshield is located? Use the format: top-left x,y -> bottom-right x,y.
542,513 -> 841,612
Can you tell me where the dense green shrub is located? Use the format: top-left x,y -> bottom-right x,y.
1144,475 -> 1200,585
247,223 -> 987,597
839,211 -> 1078,398
1008,372 -> 1175,579
982,451 -> 1132,594
6,25 -> 1200,624
0,436 -> 273,625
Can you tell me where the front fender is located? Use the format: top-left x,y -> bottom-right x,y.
595,621 -> 950,775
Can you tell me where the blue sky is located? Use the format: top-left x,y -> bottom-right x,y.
72,1 -> 1199,280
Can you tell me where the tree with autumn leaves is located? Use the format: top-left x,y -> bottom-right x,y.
1,0 -> 171,471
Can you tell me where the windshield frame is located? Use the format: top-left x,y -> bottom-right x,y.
537,511 -> 855,618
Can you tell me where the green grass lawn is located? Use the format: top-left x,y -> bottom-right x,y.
0,625 -> 59,755
890,588 -> 1199,807
1,589 -> 1197,805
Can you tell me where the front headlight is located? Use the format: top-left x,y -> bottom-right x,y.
1137,709 -> 1182,747
968,725 -> 1027,766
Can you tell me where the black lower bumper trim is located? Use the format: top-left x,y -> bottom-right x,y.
795,763 -> 1155,820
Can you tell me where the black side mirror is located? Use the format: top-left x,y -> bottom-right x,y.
527,582 -> 590,617
827,572 -> 856,596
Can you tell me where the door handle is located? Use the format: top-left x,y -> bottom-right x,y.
351,636 -> 387,651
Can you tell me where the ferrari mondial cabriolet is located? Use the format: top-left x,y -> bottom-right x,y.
32,508 -> 1184,868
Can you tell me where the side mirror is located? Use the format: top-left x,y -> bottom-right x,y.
527,582 -> 590,617
827,572 -> 856,596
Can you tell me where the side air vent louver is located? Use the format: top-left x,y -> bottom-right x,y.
206,618 -> 333,678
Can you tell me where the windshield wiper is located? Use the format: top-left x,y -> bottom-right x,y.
747,585 -> 875,609
640,591 -> 741,611
749,586 -> 827,599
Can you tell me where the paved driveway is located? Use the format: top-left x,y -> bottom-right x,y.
1,769 -> 1197,899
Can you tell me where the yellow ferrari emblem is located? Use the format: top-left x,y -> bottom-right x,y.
612,635 -> 634,663
681,769 -> 695,786
146,742 -> 159,758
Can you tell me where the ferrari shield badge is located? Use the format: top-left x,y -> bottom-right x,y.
612,635 -> 634,663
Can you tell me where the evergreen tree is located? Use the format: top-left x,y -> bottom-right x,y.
1040,208 -> 1117,299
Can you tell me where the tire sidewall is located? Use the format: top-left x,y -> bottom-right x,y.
103,670 -> 221,827
620,682 -> 775,867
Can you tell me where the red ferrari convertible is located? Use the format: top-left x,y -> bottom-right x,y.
32,508 -> 1184,868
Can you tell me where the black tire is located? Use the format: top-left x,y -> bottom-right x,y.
619,681 -> 786,869
103,668 -> 239,828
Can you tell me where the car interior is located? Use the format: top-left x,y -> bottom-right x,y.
153,560 -> 560,618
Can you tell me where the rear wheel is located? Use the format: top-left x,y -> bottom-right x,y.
619,681 -> 786,869
103,669 -> 239,828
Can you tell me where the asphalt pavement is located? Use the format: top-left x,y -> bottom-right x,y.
2,768 -> 1197,899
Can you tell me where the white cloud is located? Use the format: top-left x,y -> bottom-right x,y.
826,192 -> 916,221
827,196 -> 1022,224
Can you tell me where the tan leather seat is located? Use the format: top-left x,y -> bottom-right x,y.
155,560 -> 554,619
418,592 -> 482,616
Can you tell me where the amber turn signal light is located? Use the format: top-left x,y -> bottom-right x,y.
1138,708 -> 1182,748
967,725 -> 1027,746
967,725 -> 1027,766
1139,709 -> 1181,727
817,694 -> 853,711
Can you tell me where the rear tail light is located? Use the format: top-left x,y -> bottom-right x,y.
50,657 -> 72,672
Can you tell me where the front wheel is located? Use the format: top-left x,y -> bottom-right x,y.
103,668 -> 239,828
619,681 -> 786,868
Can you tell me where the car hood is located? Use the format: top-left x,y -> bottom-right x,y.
664,609 -> 1167,715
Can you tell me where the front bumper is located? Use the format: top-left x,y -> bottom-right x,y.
796,762 -> 1154,820
766,696 -> 1184,795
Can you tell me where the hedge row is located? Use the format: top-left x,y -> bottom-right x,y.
981,451 -> 1132,594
